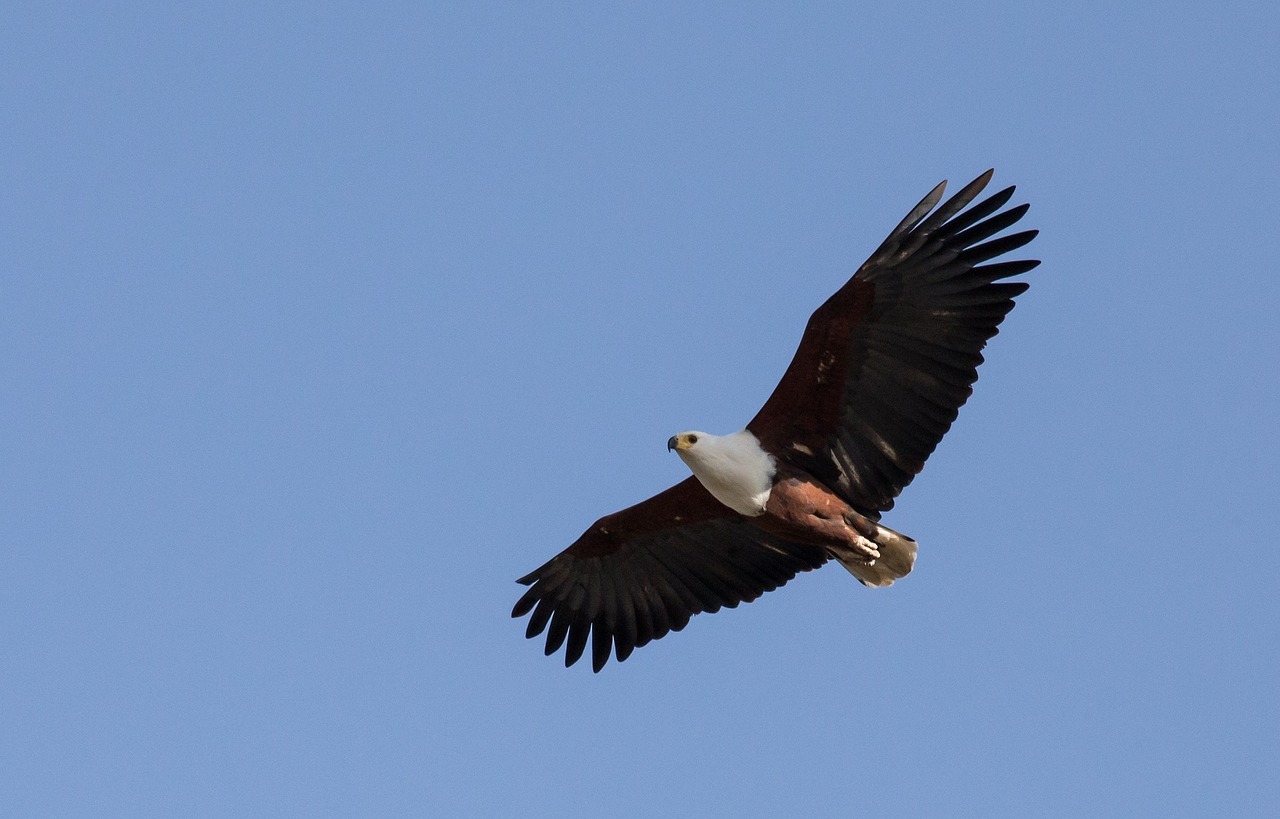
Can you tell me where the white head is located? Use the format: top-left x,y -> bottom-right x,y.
666,429 -> 776,516
666,430 -> 710,457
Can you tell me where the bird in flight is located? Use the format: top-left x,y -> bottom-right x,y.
513,170 -> 1039,671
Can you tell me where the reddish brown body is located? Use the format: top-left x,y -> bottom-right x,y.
753,464 -> 881,560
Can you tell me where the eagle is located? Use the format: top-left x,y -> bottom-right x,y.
513,170 -> 1039,671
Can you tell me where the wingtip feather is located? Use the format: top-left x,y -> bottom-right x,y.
511,583 -> 541,618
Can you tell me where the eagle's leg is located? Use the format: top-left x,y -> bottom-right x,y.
756,470 -> 880,562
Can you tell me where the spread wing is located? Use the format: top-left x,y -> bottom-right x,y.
512,477 -> 827,671
747,170 -> 1039,514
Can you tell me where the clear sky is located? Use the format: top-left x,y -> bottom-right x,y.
3,2 -> 1278,817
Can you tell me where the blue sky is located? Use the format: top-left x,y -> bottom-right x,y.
3,2 -> 1278,816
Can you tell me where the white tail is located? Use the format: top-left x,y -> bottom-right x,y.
836,522 -> 918,588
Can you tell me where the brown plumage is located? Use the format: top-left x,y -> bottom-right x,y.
513,170 -> 1039,671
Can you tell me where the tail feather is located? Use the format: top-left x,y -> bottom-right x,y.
837,522 -> 917,588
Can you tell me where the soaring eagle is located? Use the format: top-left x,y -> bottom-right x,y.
513,170 -> 1039,671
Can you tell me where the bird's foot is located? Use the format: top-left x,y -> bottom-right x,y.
852,534 -> 880,564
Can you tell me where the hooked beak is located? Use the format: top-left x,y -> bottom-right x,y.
667,435 -> 678,452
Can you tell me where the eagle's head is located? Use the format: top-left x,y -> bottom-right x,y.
666,432 -> 706,453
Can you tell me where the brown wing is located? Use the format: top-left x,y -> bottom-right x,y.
748,170 -> 1039,514
512,477 -> 827,671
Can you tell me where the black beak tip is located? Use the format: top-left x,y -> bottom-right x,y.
667,436 -> 678,452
